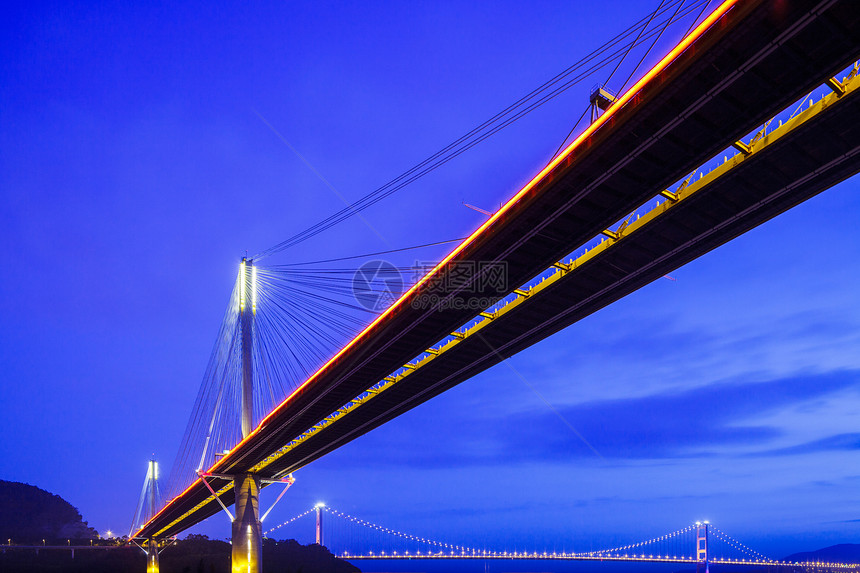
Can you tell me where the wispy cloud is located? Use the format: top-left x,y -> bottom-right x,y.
331,370 -> 860,468
750,433 -> 860,457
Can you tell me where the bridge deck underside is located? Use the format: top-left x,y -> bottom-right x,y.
281,70 -> 860,475
139,0 -> 860,539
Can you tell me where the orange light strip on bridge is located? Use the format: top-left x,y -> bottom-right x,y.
135,0 -> 738,538
233,0 -> 741,463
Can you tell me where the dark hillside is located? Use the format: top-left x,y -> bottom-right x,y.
785,544 -> 860,564
0,534 -> 360,573
0,480 -> 359,572
0,479 -> 97,543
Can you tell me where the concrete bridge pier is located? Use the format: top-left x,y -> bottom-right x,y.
146,538 -> 158,573
232,473 -> 263,573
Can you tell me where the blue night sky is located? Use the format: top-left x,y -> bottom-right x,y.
1,0 -> 858,564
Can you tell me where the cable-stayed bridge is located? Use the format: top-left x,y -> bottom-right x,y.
128,1 -> 860,571
262,505 -> 858,571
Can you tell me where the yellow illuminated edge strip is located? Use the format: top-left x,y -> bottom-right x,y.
152,482 -> 233,538
138,0 -> 741,539
242,66 -> 859,479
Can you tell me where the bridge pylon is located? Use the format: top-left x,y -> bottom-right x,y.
147,460 -> 159,573
315,503 -> 324,545
696,521 -> 709,573
239,257 -> 255,439
233,258 -> 262,573
130,459 -> 163,572
196,260 -> 296,573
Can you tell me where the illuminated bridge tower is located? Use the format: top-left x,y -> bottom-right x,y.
131,459 -> 161,572
696,521 -> 709,573
146,459 -> 159,573
232,258 -> 262,573
315,503 -> 324,545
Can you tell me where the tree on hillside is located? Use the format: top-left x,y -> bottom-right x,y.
0,480 -> 98,543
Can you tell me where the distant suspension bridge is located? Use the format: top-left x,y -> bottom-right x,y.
263,505 -> 858,570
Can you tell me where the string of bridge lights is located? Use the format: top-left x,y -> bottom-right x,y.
588,524 -> 696,557
263,506 -> 779,564
264,508 -> 316,535
710,527 -> 772,562
322,506 -> 479,554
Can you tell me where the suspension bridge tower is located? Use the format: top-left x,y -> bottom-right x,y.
232,257 -> 263,573
315,503 -> 324,545
696,521 -> 709,573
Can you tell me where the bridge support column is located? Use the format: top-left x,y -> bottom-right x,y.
232,473 -> 262,573
146,538 -> 159,573
696,521 -> 709,573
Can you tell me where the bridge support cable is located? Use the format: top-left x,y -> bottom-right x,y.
258,475 -> 296,524
130,459 -> 162,538
160,58 -> 860,515
232,260 -> 266,573
262,505 -> 807,567
253,0 -> 715,259
263,507 -> 316,539
137,259 -> 427,540
318,506 -> 486,558
708,526 -> 773,564
129,460 -> 163,571
162,262 -> 329,502
200,260 -> 299,573
585,524 -> 699,561
235,59 -> 860,482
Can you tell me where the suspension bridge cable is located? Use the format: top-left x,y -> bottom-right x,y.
163,259 -> 430,499
271,237 -> 468,267
157,0 -> 724,505
261,505 -> 780,565
588,525 -> 696,556
709,526 -> 773,562
320,507 -> 482,555
552,0 -> 704,160
264,508 -> 316,536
